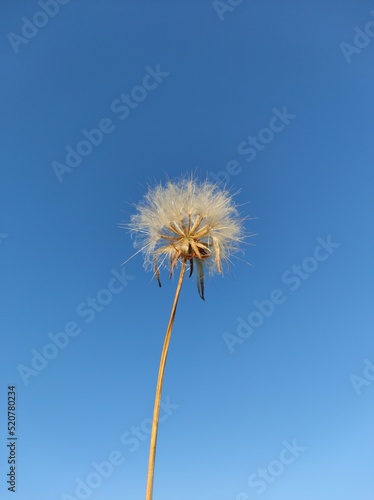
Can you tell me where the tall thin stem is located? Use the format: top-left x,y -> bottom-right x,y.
145,259 -> 187,500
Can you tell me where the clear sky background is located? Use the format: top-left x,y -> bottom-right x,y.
1,1 -> 373,499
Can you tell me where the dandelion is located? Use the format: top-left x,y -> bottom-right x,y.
124,174 -> 247,499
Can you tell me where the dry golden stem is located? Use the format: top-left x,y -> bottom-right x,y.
145,259 -> 187,500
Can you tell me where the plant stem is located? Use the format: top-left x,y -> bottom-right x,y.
145,259 -> 187,500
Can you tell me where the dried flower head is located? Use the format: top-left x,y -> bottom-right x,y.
125,175 -> 245,299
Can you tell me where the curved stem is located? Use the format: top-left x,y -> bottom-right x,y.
145,259 -> 187,500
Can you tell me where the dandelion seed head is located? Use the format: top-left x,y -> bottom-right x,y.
124,175 -> 247,298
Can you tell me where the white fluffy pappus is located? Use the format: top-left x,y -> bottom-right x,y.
124,175 -> 248,299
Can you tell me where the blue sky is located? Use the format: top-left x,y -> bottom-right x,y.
1,1 -> 373,499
